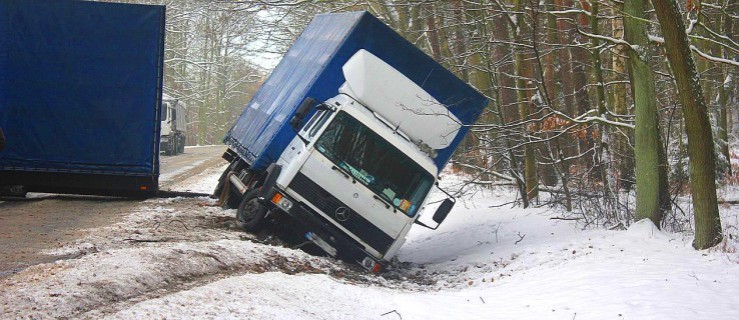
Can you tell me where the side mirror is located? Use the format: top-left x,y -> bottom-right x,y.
414,198 -> 455,230
290,97 -> 315,129
433,198 -> 455,224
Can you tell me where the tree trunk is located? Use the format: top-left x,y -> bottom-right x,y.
514,0 -> 538,201
424,5 -> 442,61
586,1 -> 614,200
717,61 -> 731,176
609,3 -> 635,190
714,12 -> 731,177
451,0 -> 469,81
651,0 -> 722,249
490,7 -> 528,206
536,0 -> 559,187
568,0 -> 594,170
624,0 -> 669,227
554,0 -> 577,176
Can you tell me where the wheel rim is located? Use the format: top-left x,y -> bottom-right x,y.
240,198 -> 262,222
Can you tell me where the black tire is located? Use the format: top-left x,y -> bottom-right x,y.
226,183 -> 242,209
171,138 -> 178,155
236,189 -> 268,232
176,135 -> 184,154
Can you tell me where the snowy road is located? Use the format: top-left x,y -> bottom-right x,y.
0,145 -> 226,278
158,145 -> 227,189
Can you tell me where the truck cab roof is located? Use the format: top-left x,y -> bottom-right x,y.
339,49 -> 462,150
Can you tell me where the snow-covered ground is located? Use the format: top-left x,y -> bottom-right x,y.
2,167 -> 739,319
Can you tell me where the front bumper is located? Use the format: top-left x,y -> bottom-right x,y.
160,136 -> 171,151
262,187 -> 386,272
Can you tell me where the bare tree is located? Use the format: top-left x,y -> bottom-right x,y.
651,0 -> 723,249
624,0 -> 670,227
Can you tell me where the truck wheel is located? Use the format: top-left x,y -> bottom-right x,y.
178,136 -> 185,153
236,189 -> 268,232
171,139 -> 178,155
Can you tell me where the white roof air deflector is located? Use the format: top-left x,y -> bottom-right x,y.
339,49 -> 461,149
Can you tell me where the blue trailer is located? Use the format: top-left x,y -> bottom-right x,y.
0,0 -> 166,197
223,12 -> 485,173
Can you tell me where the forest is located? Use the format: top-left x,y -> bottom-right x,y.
110,0 -> 738,249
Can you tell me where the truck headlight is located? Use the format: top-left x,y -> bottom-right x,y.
361,256 -> 382,273
271,193 -> 293,211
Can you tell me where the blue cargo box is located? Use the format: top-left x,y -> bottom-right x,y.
0,0 -> 166,196
225,11 -> 487,172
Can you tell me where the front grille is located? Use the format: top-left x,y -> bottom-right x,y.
290,172 -> 348,217
289,172 -> 394,254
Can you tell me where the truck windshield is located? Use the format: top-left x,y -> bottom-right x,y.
314,111 -> 434,216
161,102 -> 168,121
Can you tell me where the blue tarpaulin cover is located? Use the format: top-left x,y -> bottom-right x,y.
0,0 -> 165,176
225,12 -> 488,172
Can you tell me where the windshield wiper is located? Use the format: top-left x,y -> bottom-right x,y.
372,195 -> 396,213
331,165 -> 355,184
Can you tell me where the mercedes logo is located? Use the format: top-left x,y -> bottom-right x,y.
335,207 -> 349,222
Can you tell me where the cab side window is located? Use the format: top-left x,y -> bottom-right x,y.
300,107 -> 331,140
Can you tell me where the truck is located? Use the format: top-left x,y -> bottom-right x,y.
0,0 -> 166,197
160,93 -> 187,156
216,11 -> 488,272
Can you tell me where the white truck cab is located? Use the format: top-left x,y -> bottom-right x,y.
225,50 -> 459,272
160,93 -> 187,156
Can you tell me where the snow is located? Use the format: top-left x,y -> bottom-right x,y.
2,169 -> 739,319
396,187 -> 739,319
109,273 -> 393,320
690,45 -> 739,67
166,162 -> 226,194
